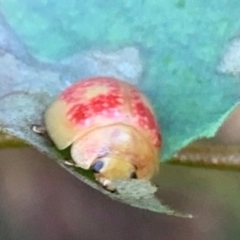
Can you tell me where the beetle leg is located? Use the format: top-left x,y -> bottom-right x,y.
64,159 -> 78,167
31,124 -> 46,135
95,174 -> 117,193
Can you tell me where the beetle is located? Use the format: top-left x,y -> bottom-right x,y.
34,76 -> 161,191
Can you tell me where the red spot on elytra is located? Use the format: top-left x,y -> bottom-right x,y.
67,103 -> 91,123
133,101 -> 161,147
60,76 -> 161,148
135,102 -> 158,131
91,94 -> 121,110
67,93 -> 123,124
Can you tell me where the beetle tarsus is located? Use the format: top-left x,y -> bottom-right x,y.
64,160 -> 77,167
31,124 -> 46,135
95,175 -> 117,193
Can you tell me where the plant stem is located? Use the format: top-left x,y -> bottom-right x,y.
169,139 -> 240,171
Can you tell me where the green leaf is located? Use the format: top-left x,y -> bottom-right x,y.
0,29 -> 190,218
0,1 -> 239,215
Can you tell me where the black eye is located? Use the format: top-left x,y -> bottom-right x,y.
91,161 -> 104,173
130,172 -> 137,179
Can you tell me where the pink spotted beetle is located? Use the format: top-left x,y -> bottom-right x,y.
43,77 -> 161,191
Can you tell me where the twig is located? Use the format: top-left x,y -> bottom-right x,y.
170,139 -> 240,170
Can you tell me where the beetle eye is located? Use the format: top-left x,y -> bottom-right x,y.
91,161 -> 104,173
130,172 -> 137,179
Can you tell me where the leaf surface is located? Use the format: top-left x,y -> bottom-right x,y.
0,1 -> 239,215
